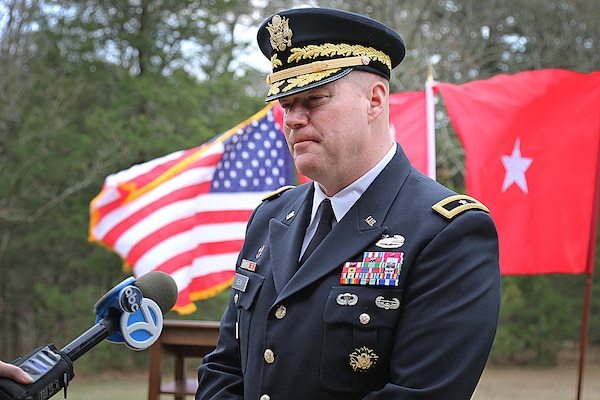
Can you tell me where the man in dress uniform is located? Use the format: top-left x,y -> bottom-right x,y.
197,8 -> 501,400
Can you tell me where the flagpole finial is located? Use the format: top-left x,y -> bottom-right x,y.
427,63 -> 435,84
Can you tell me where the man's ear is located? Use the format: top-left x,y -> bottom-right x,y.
368,81 -> 387,122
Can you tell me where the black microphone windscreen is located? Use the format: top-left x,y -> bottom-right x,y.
135,271 -> 178,314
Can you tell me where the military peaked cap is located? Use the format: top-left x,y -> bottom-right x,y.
257,8 -> 406,101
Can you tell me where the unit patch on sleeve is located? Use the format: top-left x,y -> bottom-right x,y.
432,194 -> 489,219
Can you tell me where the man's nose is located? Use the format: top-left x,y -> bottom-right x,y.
284,104 -> 308,129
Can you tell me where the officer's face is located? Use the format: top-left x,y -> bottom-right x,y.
279,72 -> 388,196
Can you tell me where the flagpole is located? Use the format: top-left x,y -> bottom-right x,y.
425,64 -> 436,180
576,136 -> 600,400
577,273 -> 594,400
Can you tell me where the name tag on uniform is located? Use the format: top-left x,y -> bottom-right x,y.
232,273 -> 249,292
340,252 -> 403,286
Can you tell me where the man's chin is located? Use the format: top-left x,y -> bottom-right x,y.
294,159 -> 320,182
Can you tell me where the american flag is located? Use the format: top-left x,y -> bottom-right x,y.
89,103 -> 296,314
89,93 -> 432,314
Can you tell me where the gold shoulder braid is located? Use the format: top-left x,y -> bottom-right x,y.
432,195 -> 490,219
262,185 -> 295,201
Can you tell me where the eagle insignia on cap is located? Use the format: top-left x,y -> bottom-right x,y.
266,15 -> 293,51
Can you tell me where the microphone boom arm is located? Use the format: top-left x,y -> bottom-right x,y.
60,308 -> 121,362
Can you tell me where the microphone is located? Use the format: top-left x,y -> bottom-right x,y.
0,271 -> 178,400
62,271 -> 178,360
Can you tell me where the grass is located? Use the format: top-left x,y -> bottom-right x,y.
64,363 -> 600,400
67,376 -> 148,400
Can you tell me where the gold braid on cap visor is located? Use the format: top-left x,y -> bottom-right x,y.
266,43 -> 392,85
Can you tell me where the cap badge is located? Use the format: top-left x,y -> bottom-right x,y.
266,14 -> 293,51
349,346 -> 379,372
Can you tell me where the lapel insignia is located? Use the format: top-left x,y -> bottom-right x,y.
340,252 -> 403,286
376,234 -> 405,249
349,346 -> 379,372
285,210 -> 295,220
240,258 -> 257,272
364,215 -> 377,226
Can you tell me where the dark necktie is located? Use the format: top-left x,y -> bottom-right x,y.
299,199 -> 335,265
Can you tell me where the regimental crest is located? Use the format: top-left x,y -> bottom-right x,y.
266,15 -> 293,51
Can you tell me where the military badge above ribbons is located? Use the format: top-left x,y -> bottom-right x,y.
340,252 -> 403,286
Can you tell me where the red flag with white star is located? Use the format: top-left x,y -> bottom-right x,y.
437,69 -> 600,275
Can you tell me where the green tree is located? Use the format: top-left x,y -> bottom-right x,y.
0,0 -> 265,369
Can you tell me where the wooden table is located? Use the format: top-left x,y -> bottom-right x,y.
147,320 -> 220,400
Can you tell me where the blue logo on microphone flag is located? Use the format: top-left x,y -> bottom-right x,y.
89,103 -> 295,314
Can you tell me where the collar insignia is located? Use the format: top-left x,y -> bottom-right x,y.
365,216 -> 377,226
